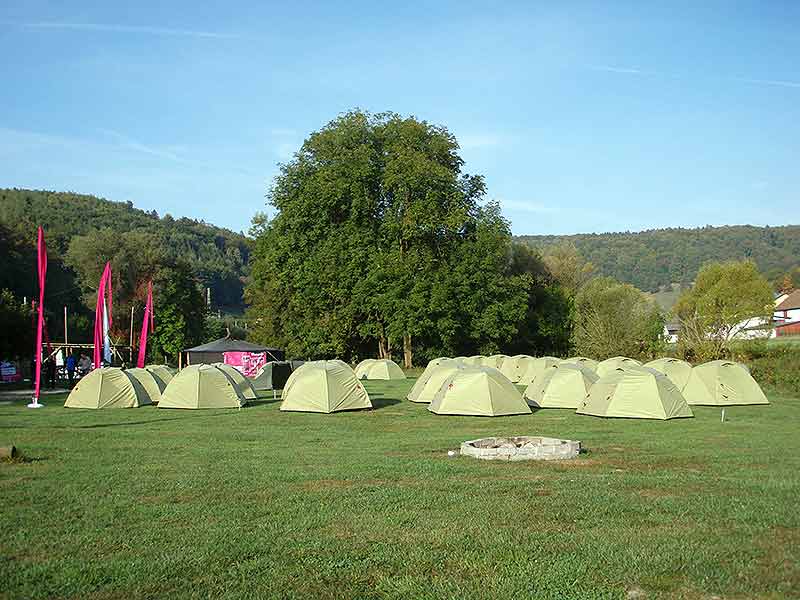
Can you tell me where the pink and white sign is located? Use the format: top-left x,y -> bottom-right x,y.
223,352 -> 267,377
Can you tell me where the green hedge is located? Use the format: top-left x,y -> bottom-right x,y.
731,341 -> 800,397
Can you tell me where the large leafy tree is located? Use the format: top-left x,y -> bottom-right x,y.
572,277 -> 665,360
674,260 -> 774,360
246,110 -> 529,365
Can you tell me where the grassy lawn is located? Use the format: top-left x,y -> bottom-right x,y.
1,379 -> 798,599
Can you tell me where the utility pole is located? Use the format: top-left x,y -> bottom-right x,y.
129,305 -> 135,363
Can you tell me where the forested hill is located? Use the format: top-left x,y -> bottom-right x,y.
0,188 -> 250,310
517,225 -> 800,292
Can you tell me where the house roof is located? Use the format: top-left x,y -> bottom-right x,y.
185,336 -> 281,353
775,289 -> 800,311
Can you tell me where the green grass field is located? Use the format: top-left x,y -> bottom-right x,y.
1,379 -> 798,599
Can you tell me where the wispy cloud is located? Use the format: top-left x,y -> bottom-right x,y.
733,77 -> 800,89
589,65 -> 645,75
13,22 -> 240,39
98,128 -> 183,162
588,64 -> 800,90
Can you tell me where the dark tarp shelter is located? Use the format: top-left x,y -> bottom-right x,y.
250,361 -> 293,391
184,337 -> 285,366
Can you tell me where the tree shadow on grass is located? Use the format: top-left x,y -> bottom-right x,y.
7,412 -> 241,430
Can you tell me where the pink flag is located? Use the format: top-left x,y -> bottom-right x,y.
136,281 -> 154,368
33,227 -> 47,401
93,262 -> 113,369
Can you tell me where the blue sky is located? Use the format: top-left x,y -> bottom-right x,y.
1,1 -> 798,235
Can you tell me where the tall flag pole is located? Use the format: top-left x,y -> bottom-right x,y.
136,281 -> 154,368
93,263 -> 113,369
28,227 -> 47,409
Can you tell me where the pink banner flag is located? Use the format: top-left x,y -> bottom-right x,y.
93,262 -> 113,369
223,352 -> 267,377
33,227 -> 47,402
136,281 -> 154,368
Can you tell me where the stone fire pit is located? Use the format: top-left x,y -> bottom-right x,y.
460,436 -> 581,461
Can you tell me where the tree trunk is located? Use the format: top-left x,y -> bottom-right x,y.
403,333 -> 412,369
378,336 -> 386,359
386,336 -> 393,361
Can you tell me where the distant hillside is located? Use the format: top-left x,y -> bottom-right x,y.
0,188 -> 250,310
518,225 -> 800,293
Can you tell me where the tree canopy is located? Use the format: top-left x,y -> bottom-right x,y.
674,260 -> 774,360
572,277 -> 665,360
246,110 -> 551,364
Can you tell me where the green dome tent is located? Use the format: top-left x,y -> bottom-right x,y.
354,359 -> 377,379
281,360 -> 371,413
644,358 -> 693,391
125,368 -> 164,403
596,356 -> 642,378
682,360 -> 768,406
482,354 -> 508,369
145,364 -> 175,388
428,366 -> 531,416
406,358 -> 454,402
249,361 -> 293,391
524,363 -> 598,409
518,356 -> 561,386
407,361 -> 462,403
65,367 -> 151,409
560,356 -> 599,372
498,355 -> 534,383
361,359 -> 406,380
159,364 -> 245,409
577,366 -> 693,420
213,363 -> 257,400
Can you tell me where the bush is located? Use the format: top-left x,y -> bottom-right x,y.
731,341 -> 800,396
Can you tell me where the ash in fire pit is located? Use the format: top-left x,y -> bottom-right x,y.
460,436 -> 580,461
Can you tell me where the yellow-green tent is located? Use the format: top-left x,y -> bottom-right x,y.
596,356 -> 642,378
560,356 -> 599,371
682,360 -> 768,406
354,358 -> 377,379
281,360 -> 371,413
213,363 -> 257,400
463,355 -> 485,366
518,356 -> 561,386
65,367 -> 151,409
159,364 -> 245,409
361,359 -> 406,380
407,361 -> 462,403
498,354 -> 535,383
524,363 -> 598,409
577,366 -> 693,420
644,358 -> 693,391
125,368 -> 164,403
482,354 -> 508,369
428,366 -> 531,416
145,364 -> 175,387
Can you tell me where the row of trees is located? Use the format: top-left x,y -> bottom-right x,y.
519,224 -> 800,293
246,110 -> 783,366
0,222 -> 209,364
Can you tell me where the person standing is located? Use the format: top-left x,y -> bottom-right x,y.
45,357 -> 57,389
66,353 -> 76,387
